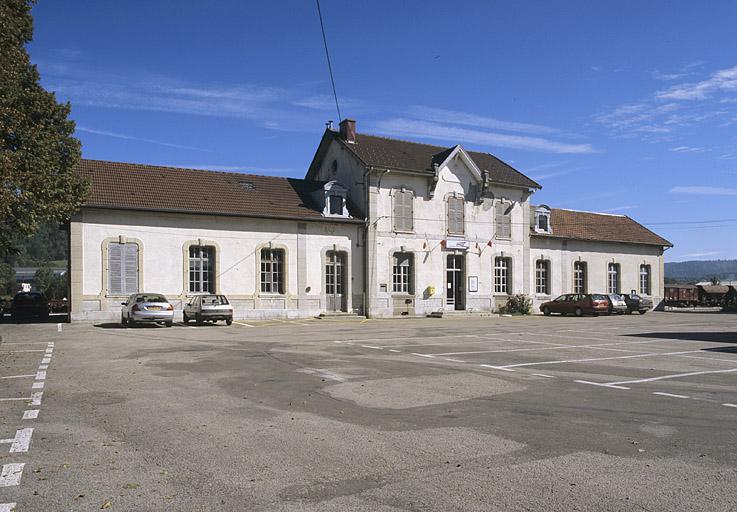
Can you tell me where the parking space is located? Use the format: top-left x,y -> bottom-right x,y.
1,312 -> 737,510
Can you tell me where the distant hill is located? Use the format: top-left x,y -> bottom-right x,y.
665,259 -> 737,283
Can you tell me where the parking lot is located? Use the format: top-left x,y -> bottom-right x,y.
2,311 -> 737,511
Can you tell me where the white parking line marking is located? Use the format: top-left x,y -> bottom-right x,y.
233,321 -> 255,328
495,350 -> 702,370
443,358 -> 465,363
388,349 -> 401,353
31,382 -> 44,390
0,350 -> 45,353
0,342 -> 47,345
361,345 -> 383,350
0,374 -> 35,380
574,380 -> 630,390
22,410 -> 39,420
480,364 -> 515,372
412,353 -> 436,358
9,428 -> 33,453
0,502 -> 17,512
35,371 -> 46,380
532,373 -> 554,378
31,392 -> 43,406
41,357 -> 51,364
653,392 -> 690,399
0,463 -> 25,487
38,365 -> 48,370
605,368 -> 737,387
723,403 -> 737,409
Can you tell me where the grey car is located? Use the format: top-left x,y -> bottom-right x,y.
121,293 -> 174,327
183,294 -> 233,325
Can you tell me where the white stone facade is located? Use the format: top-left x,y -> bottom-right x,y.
70,208 -> 364,321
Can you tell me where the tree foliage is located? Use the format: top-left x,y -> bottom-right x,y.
0,262 -> 16,297
0,0 -> 87,257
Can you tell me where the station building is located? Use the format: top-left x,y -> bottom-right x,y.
69,119 -> 671,321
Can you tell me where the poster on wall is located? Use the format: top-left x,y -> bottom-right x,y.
468,276 -> 478,293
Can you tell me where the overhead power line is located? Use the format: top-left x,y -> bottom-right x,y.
315,0 -> 342,122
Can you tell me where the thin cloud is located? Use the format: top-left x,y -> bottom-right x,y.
656,65 -> 737,101
652,70 -> 688,81
372,119 -> 596,154
680,251 -> 722,258
76,126 -> 210,152
601,205 -> 638,213
669,186 -> 737,196
407,106 -> 557,135
669,146 -> 708,153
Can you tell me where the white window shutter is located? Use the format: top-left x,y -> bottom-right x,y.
124,244 -> 138,294
109,243 -> 123,295
404,191 -> 413,231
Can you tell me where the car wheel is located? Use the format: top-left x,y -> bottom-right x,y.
575,307 -> 583,317
121,315 -> 128,326
543,307 -> 551,316
128,317 -> 136,328
625,309 -> 632,315
196,314 -> 203,325
165,321 -> 173,327
183,312 -> 189,325
226,318 -> 233,326
639,310 -> 647,315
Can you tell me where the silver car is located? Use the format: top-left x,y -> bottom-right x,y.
121,293 -> 174,327
183,294 -> 233,325
606,293 -> 628,315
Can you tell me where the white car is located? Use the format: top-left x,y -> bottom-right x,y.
183,294 -> 233,325
121,293 -> 174,327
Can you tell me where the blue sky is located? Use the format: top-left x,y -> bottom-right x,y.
28,1 -> 737,262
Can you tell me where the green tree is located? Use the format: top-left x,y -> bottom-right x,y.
46,272 -> 67,300
33,265 -> 52,295
0,262 -> 16,297
0,0 -> 87,257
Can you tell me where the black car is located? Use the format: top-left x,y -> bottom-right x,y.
10,292 -> 50,321
623,293 -> 653,314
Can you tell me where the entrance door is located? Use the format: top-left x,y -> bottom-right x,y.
446,255 -> 465,310
325,251 -> 346,312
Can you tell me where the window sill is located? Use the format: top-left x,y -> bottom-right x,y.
391,293 -> 415,298
393,230 -> 415,235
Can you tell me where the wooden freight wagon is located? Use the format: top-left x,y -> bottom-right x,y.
664,284 -> 699,307
697,285 -> 730,307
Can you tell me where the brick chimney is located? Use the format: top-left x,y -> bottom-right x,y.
339,119 -> 356,144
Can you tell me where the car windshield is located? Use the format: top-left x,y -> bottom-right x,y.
201,295 -> 229,305
629,294 -> 641,300
591,294 -> 606,300
136,294 -> 168,303
554,295 -> 567,302
609,294 -> 623,301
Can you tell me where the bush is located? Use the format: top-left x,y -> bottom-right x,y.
499,294 -> 532,315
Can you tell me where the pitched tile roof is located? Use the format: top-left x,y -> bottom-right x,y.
75,159 -> 362,223
533,208 -> 672,247
327,130 -> 541,189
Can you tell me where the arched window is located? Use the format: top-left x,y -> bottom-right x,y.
494,257 -> 512,294
189,246 -> 215,293
573,261 -> 587,294
607,263 -> 620,294
535,260 -> 550,295
261,248 -> 285,294
392,253 -> 414,294
639,265 -> 651,295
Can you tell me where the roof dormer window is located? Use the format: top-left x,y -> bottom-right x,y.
535,205 -> 552,234
322,180 -> 350,218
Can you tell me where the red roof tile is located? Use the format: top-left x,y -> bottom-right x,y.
75,159 -> 362,223
533,208 -> 672,247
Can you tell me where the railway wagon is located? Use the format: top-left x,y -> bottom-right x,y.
697,285 -> 730,307
664,284 -> 699,307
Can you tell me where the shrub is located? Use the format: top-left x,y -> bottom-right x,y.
499,294 -> 532,315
